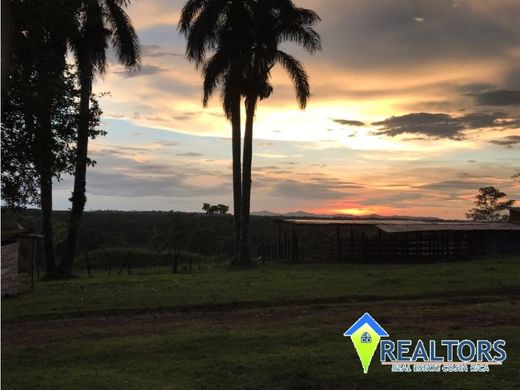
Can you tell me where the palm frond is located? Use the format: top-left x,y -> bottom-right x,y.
222,65 -> 242,119
293,7 -> 321,25
184,0 -> 227,66
103,0 -> 141,70
178,0 -> 208,34
275,50 -> 309,109
279,25 -> 321,54
202,49 -> 229,107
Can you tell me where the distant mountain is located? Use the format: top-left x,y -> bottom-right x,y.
251,210 -> 443,221
251,210 -> 282,216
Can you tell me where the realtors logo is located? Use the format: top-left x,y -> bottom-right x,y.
343,313 -> 507,374
343,313 -> 388,373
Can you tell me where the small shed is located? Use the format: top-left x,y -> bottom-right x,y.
1,223 -> 44,297
1,226 -> 23,297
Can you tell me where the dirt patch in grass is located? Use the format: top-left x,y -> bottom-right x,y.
4,295 -> 518,348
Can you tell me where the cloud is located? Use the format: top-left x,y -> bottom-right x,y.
489,135 -> 520,148
332,118 -> 366,126
176,152 -> 202,157
92,146 -> 151,157
314,0 -> 520,76
473,90 -> 520,106
371,112 -> 516,140
115,64 -> 166,78
415,180 -> 488,191
269,179 -> 350,200
130,164 -> 174,174
154,140 -> 179,147
362,192 -> 426,207
142,44 -> 182,58
87,171 -> 229,198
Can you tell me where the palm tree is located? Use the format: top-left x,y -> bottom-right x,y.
238,0 -> 321,263
179,0 -> 320,265
179,0 -> 254,264
59,0 -> 141,276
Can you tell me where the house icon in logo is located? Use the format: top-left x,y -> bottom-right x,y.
343,313 -> 389,374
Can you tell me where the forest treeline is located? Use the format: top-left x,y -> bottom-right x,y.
7,210 -> 277,260
2,0 -> 322,277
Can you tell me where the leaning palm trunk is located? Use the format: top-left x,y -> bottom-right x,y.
239,96 -> 257,265
60,59 -> 92,276
231,96 -> 242,264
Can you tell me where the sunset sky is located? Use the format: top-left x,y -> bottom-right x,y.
54,0 -> 520,219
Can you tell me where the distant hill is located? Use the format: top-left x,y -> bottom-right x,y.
251,210 -> 443,222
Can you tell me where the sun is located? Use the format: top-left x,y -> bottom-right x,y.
334,208 -> 373,216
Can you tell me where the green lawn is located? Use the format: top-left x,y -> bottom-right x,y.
2,256 -> 519,389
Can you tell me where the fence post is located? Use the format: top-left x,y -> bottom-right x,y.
336,226 -> 342,262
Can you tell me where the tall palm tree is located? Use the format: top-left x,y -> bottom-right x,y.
59,0 -> 141,276
179,0 -> 254,264
239,0 -> 321,263
180,0 -> 320,265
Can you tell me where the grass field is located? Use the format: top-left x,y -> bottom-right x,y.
2,256 -> 519,389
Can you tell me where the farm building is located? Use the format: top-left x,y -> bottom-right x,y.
1,225 -> 24,297
268,210 -> 520,263
1,224 -> 43,297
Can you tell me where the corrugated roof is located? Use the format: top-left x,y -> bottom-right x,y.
377,223 -> 520,233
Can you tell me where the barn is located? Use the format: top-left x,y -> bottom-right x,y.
269,209 -> 520,263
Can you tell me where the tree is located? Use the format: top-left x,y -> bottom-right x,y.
59,0 -> 141,277
513,170 -> 520,184
179,0 -> 251,264
202,203 -> 229,214
217,204 -> 230,214
466,186 -> 515,222
238,0 -> 321,263
2,0 -> 77,276
1,65 -> 104,208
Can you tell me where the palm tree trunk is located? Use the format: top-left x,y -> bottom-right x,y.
60,61 -> 92,277
239,96 -> 257,265
231,94 -> 242,264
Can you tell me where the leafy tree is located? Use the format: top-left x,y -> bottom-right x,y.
60,0 -> 141,277
2,0 -> 82,276
217,204 -> 230,214
513,170 -> 520,184
1,66 -> 104,208
202,203 -> 229,214
466,186 -> 515,222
